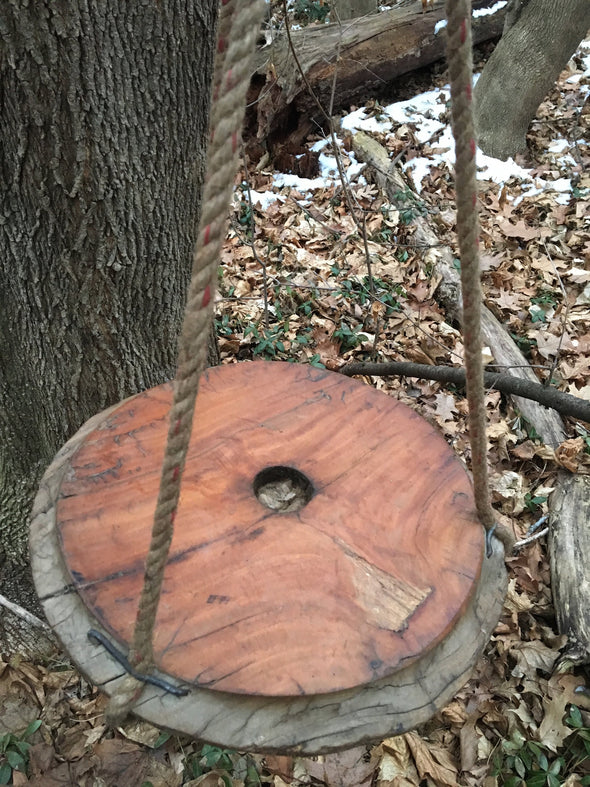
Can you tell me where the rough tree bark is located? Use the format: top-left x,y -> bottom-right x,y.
0,1 -> 218,653
333,0 -> 378,21
474,0 -> 590,159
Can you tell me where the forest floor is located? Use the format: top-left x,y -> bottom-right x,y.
2,15 -> 590,787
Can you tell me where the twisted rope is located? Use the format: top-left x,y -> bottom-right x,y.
105,0 -> 511,725
445,0 -> 514,554
106,0 -> 266,724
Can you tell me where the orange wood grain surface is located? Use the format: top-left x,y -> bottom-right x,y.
56,361 -> 484,697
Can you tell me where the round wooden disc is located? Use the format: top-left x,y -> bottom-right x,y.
52,362 -> 484,697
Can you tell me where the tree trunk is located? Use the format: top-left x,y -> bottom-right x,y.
0,0 -> 218,652
474,0 -> 590,159
333,0 -> 378,21
249,0 -> 505,152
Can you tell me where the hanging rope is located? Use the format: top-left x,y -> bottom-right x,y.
106,0 -> 266,724
445,0 -> 515,554
105,0 -> 513,725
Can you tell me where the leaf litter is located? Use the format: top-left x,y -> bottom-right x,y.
3,26 -> 590,787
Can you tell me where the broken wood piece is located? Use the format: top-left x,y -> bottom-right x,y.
549,473 -> 590,669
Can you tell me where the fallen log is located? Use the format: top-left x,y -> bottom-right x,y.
350,130 -> 589,670
550,475 -> 590,669
249,0 -> 506,150
351,130 -> 567,447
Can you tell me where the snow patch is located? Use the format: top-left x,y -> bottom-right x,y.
248,190 -> 282,209
273,173 -> 332,191
341,108 -> 390,133
263,37 -> 590,206
548,139 -> 569,153
435,1 -> 507,34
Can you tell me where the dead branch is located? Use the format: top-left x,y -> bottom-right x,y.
341,361 -> 590,423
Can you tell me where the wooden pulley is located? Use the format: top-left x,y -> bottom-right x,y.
30,361 -> 506,754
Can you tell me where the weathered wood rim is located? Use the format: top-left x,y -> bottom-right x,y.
30,362 -> 507,752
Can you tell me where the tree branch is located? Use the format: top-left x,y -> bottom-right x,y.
341,362 -> 590,424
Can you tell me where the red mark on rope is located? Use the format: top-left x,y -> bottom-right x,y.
217,37 -> 226,54
172,466 -> 179,482
232,131 -> 238,154
470,139 -> 476,157
466,83 -> 472,101
204,224 -> 211,245
221,0 -> 230,5
174,418 -> 181,435
472,193 -> 477,207
202,285 -> 211,308
226,68 -> 233,90
460,19 -> 467,43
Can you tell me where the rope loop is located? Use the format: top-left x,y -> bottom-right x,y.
106,0 -> 514,725
106,0 -> 266,722
445,0 -> 515,554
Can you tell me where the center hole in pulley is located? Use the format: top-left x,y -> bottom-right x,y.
253,466 -> 314,513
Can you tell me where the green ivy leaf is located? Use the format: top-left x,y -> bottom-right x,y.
548,758 -> 562,776
23,720 -> 42,738
153,731 -> 171,749
14,740 -> 31,756
526,773 -> 548,787
0,763 -> 13,785
5,749 -> 25,770
567,705 -> 583,728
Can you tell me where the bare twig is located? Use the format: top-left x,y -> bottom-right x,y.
0,592 -> 52,631
281,0 -> 382,356
542,241 -> 570,386
513,527 -> 549,550
236,156 -> 270,329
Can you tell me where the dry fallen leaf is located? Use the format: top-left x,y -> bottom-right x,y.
299,747 -> 374,787
490,470 -> 527,515
186,774 -> 234,787
459,714 -> 481,772
554,437 -> 586,472
497,218 -> 545,241
404,731 -> 458,786
377,736 -> 419,786
509,639 -> 560,679
538,674 -> 585,752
